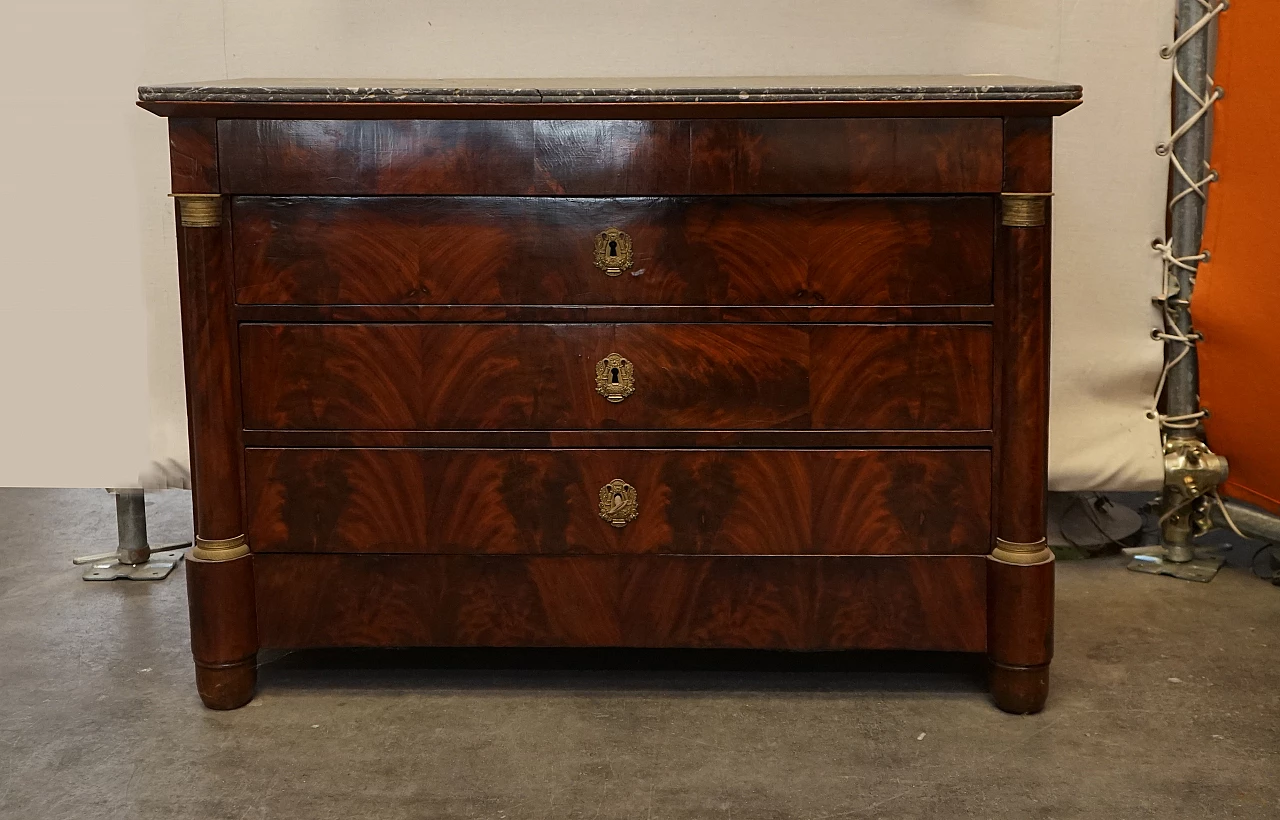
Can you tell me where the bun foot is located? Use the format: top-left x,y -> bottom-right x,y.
195,658 -> 257,709
989,660 -> 1049,714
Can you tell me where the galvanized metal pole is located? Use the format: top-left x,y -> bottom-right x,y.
1166,0 -> 1210,434
1160,0 -> 1216,563
114,489 -> 151,565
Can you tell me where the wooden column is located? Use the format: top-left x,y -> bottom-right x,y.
170,119 -> 258,709
989,117 -> 1055,714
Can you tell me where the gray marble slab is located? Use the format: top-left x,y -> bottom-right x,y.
138,75 -> 1081,104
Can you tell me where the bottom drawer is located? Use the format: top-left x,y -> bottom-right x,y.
244,448 -> 991,556
255,554 -> 987,652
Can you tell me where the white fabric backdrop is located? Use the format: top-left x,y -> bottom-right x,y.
0,0 -> 1170,490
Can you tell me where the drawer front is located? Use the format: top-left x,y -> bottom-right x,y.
244,448 -> 991,556
255,554 -> 988,652
239,323 -> 992,431
232,197 -> 994,307
218,118 -> 1003,195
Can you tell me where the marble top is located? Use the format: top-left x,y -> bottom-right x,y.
138,75 -> 1081,104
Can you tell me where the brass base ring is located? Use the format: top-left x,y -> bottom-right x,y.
191,534 -> 249,562
169,193 -> 223,228
1000,193 -> 1052,227
991,537 -> 1053,565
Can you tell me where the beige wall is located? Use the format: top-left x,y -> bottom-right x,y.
0,0 -> 1172,489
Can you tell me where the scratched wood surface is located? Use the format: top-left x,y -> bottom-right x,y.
216,118 -> 1004,195
243,448 -> 991,556
253,553 -> 988,652
234,304 -> 998,324
232,196 -> 994,307
238,323 -> 993,431
167,118 -> 219,193
240,429 -> 995,449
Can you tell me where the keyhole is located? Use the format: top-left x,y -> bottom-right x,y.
608,240 -> 618,257
611,367 -> 620,383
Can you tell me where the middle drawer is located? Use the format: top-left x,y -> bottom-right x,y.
240,323 -> 992,431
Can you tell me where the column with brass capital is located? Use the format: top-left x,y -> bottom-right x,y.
169,120 -> 258,709
988,118 -> 1056,714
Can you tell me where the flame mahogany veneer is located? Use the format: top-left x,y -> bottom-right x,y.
146,78 -> 1077,713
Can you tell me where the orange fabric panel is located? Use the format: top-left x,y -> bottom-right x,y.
1196,1 -> 1280,513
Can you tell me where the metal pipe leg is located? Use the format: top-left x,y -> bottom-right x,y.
1160,496 -> 1196,564
1132,440 -> 1228,582
115,489 -> 151,565
1140,1 -> 1229,580
72,489 -> 190,581
1162,0 -> 1212,433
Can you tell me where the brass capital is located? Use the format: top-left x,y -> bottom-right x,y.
191,533 -> 249,561
1001,193 -> 1052,228
991,537 -> 1053,565
169,193 -> 223,228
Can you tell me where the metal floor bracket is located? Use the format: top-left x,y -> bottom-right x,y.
80,548 -> 187,581
72,489 -> 188,582
1126,546 -> 1224,582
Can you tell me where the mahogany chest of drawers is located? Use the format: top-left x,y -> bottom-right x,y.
139,77 -> 1081,713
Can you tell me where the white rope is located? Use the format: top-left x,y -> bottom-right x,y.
1159,1 -> 1228,60
1155,487 -> 1245,539
1212,490 -> 1247,538
1149,241 -> 1209,430
1150,0 -> 1227,434
1155,489 -> 1245,541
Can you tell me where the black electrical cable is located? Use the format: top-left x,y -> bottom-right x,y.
1247,541 -> 1278,581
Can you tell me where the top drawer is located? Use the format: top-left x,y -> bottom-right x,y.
233,196 -> 994,307
216,118 -> 1003,195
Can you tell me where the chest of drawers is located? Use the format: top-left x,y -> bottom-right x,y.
140,76 -> 1080,713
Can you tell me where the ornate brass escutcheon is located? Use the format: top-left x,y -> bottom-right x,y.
595,353 -> 635,403
599,479 -> 639,528
593,227 -> 633,275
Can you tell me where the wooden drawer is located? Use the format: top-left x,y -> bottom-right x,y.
232,196 -> 994,307
254,553 -> 988,652
243,448 -> 991,556
217,118 -> 1003,195
239,323 -> 992,431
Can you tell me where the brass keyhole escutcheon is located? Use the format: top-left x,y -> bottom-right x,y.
599,479 -> 639,528
595,353 -> 635,403
593,227 -> 633,276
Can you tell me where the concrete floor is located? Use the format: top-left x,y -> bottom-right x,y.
1,488 -> 1277,819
